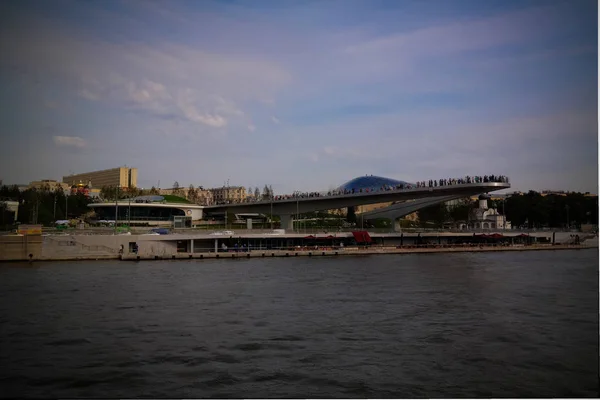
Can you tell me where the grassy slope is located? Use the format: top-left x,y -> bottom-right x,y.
161,194 -> 192,204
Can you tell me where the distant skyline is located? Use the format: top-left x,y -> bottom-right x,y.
0,0 -> 597,194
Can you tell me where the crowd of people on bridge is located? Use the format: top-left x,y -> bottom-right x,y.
417,174 -> 509,188
213,174 -> 509,205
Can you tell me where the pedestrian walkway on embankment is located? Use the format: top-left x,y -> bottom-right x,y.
21,244 -> 587,262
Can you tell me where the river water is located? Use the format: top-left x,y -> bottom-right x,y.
0,250 -> 598,398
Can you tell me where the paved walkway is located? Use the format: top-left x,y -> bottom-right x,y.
120,244 -> 587,262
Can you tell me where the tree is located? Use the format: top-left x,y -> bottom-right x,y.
100,186 -> 117,200
170,181 -> 179,195
149,186 -> 159,195
346,206 -> 357,224
262,185 -> 270,200
127,186 -> 142,198
254,187 -> 261,199
502,190 -> 599,229
188,184 -> 197,203
0,184 -> 20,200
417,202 -> 449,228
7,187 -> 93,226
0,201 -> 15,229
448,198 -> 475,222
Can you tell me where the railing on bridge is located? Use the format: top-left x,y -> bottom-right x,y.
212,175 -> 510,206
86,175 -> 509,207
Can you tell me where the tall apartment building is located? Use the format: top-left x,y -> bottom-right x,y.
209,186 -> 247,203
62,167 -> 138,189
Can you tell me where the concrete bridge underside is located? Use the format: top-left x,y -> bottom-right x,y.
361,194 -> 466,221
204,182 -> 510,230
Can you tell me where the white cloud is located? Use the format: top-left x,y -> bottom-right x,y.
44,100 -> 59,109
344,4 -> 570,58
323,146 -> 336,155
126,80 -> 169,104
0,15 -> 291,130
53,136 -> 86,148
0,1 -> 595,194
78,88 -> 100,101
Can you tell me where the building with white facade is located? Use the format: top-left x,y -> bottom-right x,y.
459,194 -> 511,230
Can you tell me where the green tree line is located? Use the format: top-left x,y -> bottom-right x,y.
0,185 -> 93,227
503,191 -> 597,229
416,191 -> 598,229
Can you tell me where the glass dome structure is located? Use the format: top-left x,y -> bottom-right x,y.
337,175 -> 413,192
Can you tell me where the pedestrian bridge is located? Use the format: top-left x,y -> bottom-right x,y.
204,181 -> 510,229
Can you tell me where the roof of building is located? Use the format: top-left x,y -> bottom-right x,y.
337,175 -> 412,191
128,194 -> 192,204
133,195 -> 165,202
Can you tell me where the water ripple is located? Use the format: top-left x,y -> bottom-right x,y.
0,251 -> 597,398
45,338 -> 92,346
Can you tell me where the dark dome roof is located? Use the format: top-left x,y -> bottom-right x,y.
337,175 -> 413,192
478,193 -> 491,200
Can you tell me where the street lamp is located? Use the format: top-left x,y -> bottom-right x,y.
115,186 -> 119,234
270,196 -> 273,230
502,197 -> 506,230
225,180 -> 229,229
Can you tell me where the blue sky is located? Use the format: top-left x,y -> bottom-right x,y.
0,0 -> 597,194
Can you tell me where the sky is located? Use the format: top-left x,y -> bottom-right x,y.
0,0 -> 597,194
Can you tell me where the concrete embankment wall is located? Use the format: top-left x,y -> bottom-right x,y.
0,235 -> 43,261
1,233 -> 178,261
40,235 -> 121,261
2,231 -> 595,262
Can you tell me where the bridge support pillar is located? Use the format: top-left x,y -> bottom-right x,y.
280,215 -> 293,231
394,219 -> 402,232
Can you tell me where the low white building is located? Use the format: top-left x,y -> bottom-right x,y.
88,195 -> 204,227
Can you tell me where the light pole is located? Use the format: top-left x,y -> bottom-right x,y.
65,194 -> 68,220
53,194 -> 57,220
224,187 -> 227,230
502,198 -> 506,229
33,193 -> 39,224
270,196 -> 273,230
114,186 -> 119,234
296,198 -> 299,233
566,204 -> 570,230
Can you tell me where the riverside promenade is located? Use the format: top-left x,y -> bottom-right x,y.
117,243 -> 591,261
32,243 -> 596,262
2,228 -> 596,262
